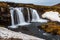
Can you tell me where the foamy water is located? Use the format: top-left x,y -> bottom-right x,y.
31,8 -> 48,23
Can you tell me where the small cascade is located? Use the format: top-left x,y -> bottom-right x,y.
14,8 -> 30,26
30,8 -> 48,23
27,8 -> 30,22
8,7 -> 18,28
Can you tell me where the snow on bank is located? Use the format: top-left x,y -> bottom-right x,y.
42,11 -> 60,22
0,27 -> 45,40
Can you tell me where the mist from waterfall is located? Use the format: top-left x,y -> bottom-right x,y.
30,8 -> 48,23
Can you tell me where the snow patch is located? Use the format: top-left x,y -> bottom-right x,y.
42,11 -> 60,22
0,27 -> 44,40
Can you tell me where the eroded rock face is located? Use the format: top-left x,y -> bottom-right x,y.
0,7 -> 11,26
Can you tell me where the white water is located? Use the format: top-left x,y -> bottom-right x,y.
31,8 -> 48,23
14,8 -> 30,26
8,7 -> 49,28
8,7 -> 18,28
27,8 -> 30,22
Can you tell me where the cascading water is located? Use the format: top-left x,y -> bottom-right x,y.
8,7 -> 48,28
30,8 -> 48,23
14,7 -> 30,26
27,8 -> 30,22
8,7 -> 18,28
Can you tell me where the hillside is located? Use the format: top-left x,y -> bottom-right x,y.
53,3 -> 60,6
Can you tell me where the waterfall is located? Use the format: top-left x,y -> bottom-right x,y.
8,7 -> 48,28
30,8 -> 48,23
8,7 -> 18,28
14,7 -> 30,26
27,8 -> 30,22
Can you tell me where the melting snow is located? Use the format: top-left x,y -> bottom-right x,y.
0,27 -> 45,40
42,11 -> 60,22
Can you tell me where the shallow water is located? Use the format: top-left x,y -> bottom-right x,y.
27,22 -> 60,40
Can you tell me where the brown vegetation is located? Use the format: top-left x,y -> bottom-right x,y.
0,38 -> 22,40
38,21 -> 60,35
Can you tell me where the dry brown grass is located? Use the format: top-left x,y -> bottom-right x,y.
38,22 -> 60,35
